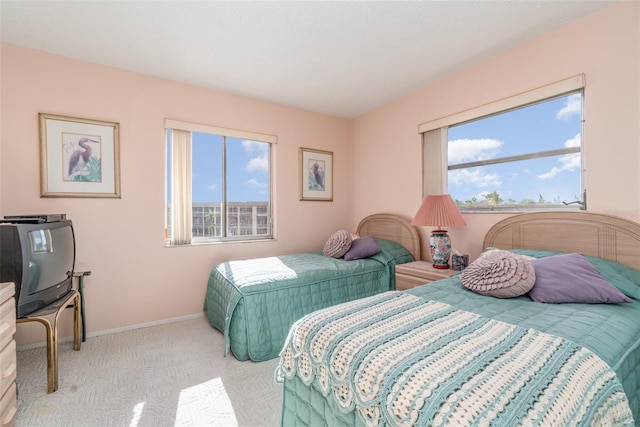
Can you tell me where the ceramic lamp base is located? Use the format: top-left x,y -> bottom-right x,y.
429,230 -> 451,269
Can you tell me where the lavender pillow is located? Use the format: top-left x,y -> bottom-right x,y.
343,235 -> 381,261
529,253 -> 632,304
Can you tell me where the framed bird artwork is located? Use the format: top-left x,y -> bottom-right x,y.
39,113 -> 121,198
299,147 -> 333,201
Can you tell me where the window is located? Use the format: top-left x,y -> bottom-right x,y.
420,75 -> 585,211
165,120 -> 275,245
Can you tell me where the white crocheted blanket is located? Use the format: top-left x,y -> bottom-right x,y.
276,291 -> 634,427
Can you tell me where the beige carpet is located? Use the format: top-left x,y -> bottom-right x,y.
15,315 -> 282,427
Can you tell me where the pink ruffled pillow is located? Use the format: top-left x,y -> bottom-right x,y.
323,229 -> 352,258
460,249 -> 535,298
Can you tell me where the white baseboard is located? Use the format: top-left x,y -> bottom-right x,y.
16,312 -> 207,351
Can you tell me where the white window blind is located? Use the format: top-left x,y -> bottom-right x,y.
170,129 -> 192,245
164,119 -> 277,144
418,75 -> 585,133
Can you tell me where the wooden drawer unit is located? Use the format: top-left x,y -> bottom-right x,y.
0,383 -> 16,427
395,261 -> 456,290
0,341 -> 16,399
0,299 -> 16,352
0,283 -> 15,427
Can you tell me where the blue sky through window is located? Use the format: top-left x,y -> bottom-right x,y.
192,133 -> 269,203
167,132 -> 270,204
447,93 -> 582,205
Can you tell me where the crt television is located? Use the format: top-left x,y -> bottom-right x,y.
0,219 -> 76,318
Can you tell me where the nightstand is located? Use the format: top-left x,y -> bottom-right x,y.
395,261 -> 457,290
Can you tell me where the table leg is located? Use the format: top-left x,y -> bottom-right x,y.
17,290 -> 81,393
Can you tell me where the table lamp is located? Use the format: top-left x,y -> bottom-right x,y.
411,194 -> 467,269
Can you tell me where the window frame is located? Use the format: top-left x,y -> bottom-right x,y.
164,119 -> 276,246
419,75 -> 586,212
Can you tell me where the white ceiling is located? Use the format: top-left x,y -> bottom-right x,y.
0,1 -> 614,119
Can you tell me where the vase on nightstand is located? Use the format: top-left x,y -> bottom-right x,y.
429,230 -> 451,269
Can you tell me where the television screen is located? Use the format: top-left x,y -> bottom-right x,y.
26,227 -> 75,295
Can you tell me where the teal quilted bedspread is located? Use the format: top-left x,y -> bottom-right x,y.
204,238 -> 414,361
277,292 -> 633,426
279,250 -> 640,426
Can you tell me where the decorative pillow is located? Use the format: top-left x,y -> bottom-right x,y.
323,229 -> 352,258
344,235 -> 381,261
511,249 -> 640,300
529,253 -> 632,304
460,249 -> 535,298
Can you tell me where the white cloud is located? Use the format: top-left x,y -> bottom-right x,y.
247,178 -> 266,189
538,133 -> 581,180
243,140 -> 269,172
449,168 -> 501,188
564,133 -> 581,148
207,183 -> 218,192
448,138 -> 503,164
556,94 -> 581,120
247,178 -> 267,194
246,156 -> 268,172
537,166 -> 562,180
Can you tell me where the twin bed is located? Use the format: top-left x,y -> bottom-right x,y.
204,213 -> 420,362
275,211 -> 640,426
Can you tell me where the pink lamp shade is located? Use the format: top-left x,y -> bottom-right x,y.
411,194 -> 466,269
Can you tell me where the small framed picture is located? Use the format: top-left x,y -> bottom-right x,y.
299,147 -> 333,201
39,113 -> 121,198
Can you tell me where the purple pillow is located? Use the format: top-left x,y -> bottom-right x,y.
529,253 -> 632,304
343,235 -> 381,261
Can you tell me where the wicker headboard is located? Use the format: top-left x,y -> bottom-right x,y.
357,213 -> 421,260
483,211 -> 640,271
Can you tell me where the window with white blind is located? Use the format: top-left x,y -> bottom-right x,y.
165,120 -> 275,245
419,75 -> 586,211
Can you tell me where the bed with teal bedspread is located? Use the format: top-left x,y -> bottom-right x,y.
277,264 -> 640,426
276,212 -> 640,426
204,237 -> 415,362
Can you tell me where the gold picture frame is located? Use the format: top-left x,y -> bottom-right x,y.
299,147 -> 333,201
39,113 -> 121,198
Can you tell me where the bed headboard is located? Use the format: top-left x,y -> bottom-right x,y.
483,211 -> 640,271
357,213 -> 421,260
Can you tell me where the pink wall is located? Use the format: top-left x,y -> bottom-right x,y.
0,45 -> 352,344
2,2 -> 639,345
351,2 -> 640,261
